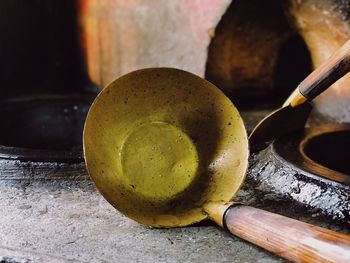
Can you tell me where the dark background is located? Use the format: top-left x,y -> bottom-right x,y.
0,0 -> 89,98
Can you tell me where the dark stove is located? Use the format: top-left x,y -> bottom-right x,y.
248,123 -> 350,224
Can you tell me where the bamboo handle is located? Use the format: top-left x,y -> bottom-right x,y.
224,205 -> 350,263
290,39 -> 350,107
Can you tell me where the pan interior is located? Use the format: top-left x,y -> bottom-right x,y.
120,121 -> 199,201
83,68 -> 248,227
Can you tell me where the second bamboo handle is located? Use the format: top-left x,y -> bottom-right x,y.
296,39 -> 350,105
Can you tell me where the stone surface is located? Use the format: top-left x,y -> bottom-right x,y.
0,179 -> 284,263
0,109 -> 277,263
1,110 -> 349,262
1,165 -> 349,262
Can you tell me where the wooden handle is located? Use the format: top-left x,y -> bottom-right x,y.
290,39 -> 350,107
224,205 -> 350,263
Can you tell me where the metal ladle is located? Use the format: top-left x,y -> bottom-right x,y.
83,68 -> 350,263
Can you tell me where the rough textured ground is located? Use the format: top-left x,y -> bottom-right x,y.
1,173 -> 349,263
0,179 -> 285,263
1,110 -> 348,263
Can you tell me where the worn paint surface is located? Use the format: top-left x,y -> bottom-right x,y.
80,0 -> 231,86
